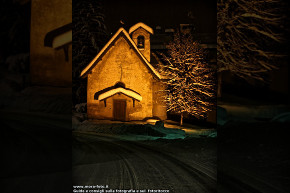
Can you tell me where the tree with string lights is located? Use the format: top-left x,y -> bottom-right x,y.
159,31 -> 215,125
217,0 -> 286,97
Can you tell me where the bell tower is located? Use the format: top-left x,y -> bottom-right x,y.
129,22 -> 153,62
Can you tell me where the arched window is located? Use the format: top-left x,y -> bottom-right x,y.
137,36 -> 145,49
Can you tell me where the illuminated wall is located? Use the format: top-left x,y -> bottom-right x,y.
87,36 -> 152,120
131,28 -> 151,62
87,32 -> 166,121
30,0 -> 72,86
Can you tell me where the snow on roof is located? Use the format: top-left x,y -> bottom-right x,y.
98,87 -> 142,101
129,22 -> 154,34
44,23 -> 72,48
80,27 -> 162,79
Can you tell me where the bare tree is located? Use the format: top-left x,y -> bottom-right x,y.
217,0 -> 286,97
160,32 -> 215,125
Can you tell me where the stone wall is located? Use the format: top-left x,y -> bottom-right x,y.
30,0 -> 72,86
131,28 -> 151,62
87,35 -> 155,120
152,80 -> 167,120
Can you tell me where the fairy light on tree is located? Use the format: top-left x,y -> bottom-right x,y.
217,0 -> 286,97
159,31 -> 215,126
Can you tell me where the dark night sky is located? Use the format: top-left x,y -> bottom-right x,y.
103,0 -> 216,34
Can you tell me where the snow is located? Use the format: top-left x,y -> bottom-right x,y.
128,22 -> 154,34
0,81 -> 19,108
52,30 -> 72,48
72,112 -> 87,130
0,53 -> 30,107
0,86 -> 71,114
6,53 -> 29,72
219,104 -> 290,122
75,103 -> 87,113
98,87 -> 142,101
72,118 -> 217,140
146,119 -> 160,124
73,120 -> 185,140
217,106 -> 228,125
271,112 -> 290,123
181,128 -> 216,137
155,120 -> 164,127
80,27 -> 162,79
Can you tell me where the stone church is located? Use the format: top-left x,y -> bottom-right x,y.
80,22 -> 167,121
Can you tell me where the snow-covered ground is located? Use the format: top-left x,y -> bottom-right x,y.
219,104 -> 290,122
73,113 -> 216,140
218,94 -> 290,126
72,132 -> 217,192
0,84 -> 71,115
217,91 -> 290,124
217,94 -> 290,192
73,118 -> 186,140
1,57 -> 71,114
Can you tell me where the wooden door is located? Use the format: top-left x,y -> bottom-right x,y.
113,100 -> 126,121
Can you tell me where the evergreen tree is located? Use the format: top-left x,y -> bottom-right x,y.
0,0 -> 30,57
160,31 -> 215,125
73,0 -> 108,104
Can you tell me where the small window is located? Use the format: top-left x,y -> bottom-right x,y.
137,36 -> 145,49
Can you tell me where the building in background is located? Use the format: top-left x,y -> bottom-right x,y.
151,24 -> 216,66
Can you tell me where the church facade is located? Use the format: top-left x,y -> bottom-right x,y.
81,23 -> 167,121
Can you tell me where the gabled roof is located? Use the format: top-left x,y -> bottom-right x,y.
98,87 -> 142,101
94,83 -> 142,101
129,22 -> 154,34
80,27 -> 162,79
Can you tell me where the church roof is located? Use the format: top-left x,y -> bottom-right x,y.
80,27 -> 162,79
94,84 -> 142,101
98,87 -> 142,101
128,22 -> 154,34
